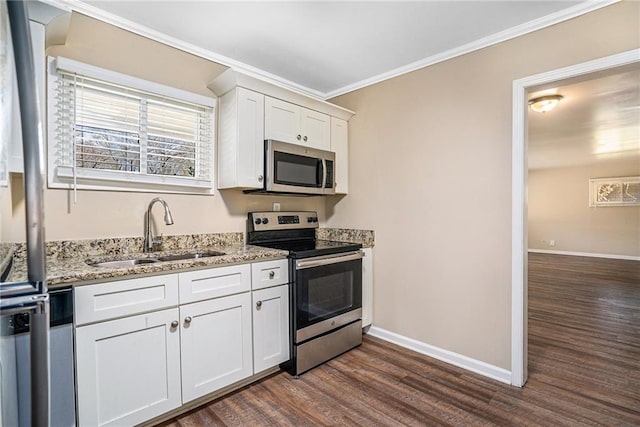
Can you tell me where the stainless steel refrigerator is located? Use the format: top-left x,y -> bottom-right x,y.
1,1 -> 49,425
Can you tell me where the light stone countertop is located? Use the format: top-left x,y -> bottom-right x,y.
7,233 -> 287,289
4,228 -> 374,290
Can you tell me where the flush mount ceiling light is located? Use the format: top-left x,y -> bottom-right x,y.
528,94 -> 564,113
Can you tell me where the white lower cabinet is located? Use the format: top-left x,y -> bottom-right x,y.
180,293 -> 253,403
252,284 -> 290,373
75,308 -> 182,427
362,248 -> 373,328
75,260 -> 290,425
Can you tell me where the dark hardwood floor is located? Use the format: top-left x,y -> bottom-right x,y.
160,253 -> 640,426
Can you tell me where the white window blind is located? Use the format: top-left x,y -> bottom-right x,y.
48,57 -> 215,193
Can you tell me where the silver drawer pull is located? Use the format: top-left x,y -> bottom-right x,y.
269,271 -> 275,279
184,316 -> 192,325
170,320 -> 179,328
256,301 -> 262,309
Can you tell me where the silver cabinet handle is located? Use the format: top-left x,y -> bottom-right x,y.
258,174 -> 263,182
303,136 -> 308,142
170,320 -> 179,328
296,134 -> 301,140
256,301 -> 262,309
184,316 -> 192,325
269,271 -> 275,279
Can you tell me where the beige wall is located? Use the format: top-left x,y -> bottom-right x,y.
529,158 -> 640,256
328,2 -> 640,370
4,13 -> 325,242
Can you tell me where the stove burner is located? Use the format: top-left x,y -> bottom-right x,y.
247,211 -> 361,258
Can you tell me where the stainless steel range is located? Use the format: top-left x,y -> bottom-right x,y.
247,211 -> 363,376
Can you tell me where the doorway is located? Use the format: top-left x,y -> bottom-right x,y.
510,48 -> 640,386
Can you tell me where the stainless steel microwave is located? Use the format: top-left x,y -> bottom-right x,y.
246,139 -> 335,196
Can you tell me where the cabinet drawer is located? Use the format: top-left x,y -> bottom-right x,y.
75,275 -> 179,326
251,259 -> 289,290
179,264 -> 251,304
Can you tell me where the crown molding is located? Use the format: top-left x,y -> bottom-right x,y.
43,0 -> 620,102
41,0 -> 326,99
324,0 -> 620,99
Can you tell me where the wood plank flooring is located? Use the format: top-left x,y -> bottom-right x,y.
159,253 -> 640,426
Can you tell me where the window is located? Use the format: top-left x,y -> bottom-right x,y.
589,176 -> 640,207
48,57 -> 215,193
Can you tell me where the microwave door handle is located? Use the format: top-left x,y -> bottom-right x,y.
321,158 -> 327,189
316,159 -> 323,188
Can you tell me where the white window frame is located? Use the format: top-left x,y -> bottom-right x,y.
47,56 -> 216,194
589,176 -> 640,207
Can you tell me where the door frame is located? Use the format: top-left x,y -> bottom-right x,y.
510,48 -> 640,387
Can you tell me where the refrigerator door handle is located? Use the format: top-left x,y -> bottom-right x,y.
7,0 -> 47,290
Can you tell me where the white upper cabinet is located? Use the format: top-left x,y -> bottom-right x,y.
264,97 -> 301,144
218,87 -> 265,189
265,97 -> 330,150
331,117 -> 349,194
209,69 -> 354,192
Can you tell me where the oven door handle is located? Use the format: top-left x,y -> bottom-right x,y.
295,251 -> 364,270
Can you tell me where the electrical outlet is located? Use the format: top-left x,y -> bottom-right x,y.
549,240 -> 556,247
273,202 -> 281,212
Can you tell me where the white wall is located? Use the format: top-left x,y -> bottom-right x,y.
529,158 -> 640,257
327,2 -> 640,370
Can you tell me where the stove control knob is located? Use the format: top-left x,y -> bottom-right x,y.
307,217 -> 313,223
254,218 -> 262,225
263,218 -> 269,224
312,217 -> 318,223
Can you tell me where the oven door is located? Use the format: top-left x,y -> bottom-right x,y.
266,139 -> 335,195
294,251 -> 363,342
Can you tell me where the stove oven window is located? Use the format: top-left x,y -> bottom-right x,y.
307,272 -> 354,321
296,257 -> 362,329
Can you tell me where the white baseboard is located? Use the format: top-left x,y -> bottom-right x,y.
367,326 -> 512,385
528,249 -> 640,261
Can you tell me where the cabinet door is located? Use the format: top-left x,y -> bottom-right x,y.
331,117 -> 349,194
237,88 -> 265,187
264,96 -> 300,144
300,108 -> 331,150
362,248 -> 373,327
75,308 -> 181,427
253,285 -> 290,373
180,293 -> 253,403
218,88 -> 264,189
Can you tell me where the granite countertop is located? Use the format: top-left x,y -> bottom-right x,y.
4,228 -> 374,289
8,233 -> 287,289
316,228 -> 375,248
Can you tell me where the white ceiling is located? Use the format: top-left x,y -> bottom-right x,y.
72,0 -> 602,99
528,65 -> 640,170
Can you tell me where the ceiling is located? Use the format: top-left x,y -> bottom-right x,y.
528,65 -> 640,170
66,0 -> 607,99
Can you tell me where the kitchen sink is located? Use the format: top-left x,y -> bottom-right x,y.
88,258 -> 159,268
88,251 -> 225,268
155,251 -> 225,262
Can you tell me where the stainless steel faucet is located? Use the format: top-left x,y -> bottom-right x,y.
144,198 -> 174,253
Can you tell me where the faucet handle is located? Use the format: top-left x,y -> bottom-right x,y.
152,234 -> 163,248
